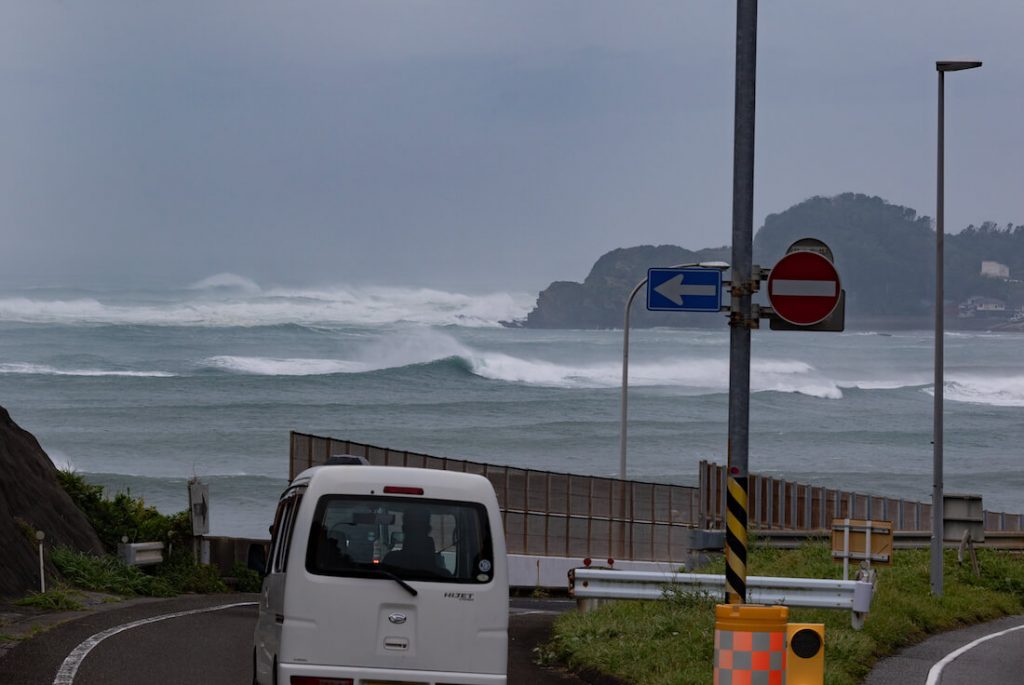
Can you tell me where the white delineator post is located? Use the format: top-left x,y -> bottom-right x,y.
36,530 -> 46,593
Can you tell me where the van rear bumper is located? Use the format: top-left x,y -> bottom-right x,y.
279,662 -> 506,685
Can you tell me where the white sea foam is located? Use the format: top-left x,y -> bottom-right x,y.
206,328 -> 473,375
925,375 -> 1024,407
205,356 -> 370,376
467,354 -> 842,398
187,273 -> 262,293
0,363 -> 174,377
46,449 -> 77,472
838,374 -> 931,390
0,281 -> 533,327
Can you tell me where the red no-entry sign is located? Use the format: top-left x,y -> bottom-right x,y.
767,251 -> 842,326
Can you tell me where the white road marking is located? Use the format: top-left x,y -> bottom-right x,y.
925,622 -> 1024,685
771,279 -> 836,297
52,601 -> 257,685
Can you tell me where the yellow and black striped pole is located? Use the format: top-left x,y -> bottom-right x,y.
725,473 -> 748,603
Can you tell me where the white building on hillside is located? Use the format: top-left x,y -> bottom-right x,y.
981,261 -> 1010,279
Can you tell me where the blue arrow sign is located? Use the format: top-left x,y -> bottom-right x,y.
646,268 -> 723,312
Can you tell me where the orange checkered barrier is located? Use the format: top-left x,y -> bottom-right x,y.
714,604 -> 789,685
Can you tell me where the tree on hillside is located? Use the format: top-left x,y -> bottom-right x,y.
522,193 -> 1022,328
754,193 -> 935,317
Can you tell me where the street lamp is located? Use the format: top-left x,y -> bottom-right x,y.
932,59 -> 981,597
619,261 -> 729,480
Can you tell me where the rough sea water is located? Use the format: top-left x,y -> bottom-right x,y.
1,275 -> 1022,537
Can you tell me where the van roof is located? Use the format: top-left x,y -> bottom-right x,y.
288,464 -> 498,503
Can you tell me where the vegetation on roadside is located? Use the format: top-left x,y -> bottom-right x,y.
53,470 -> 228,598
230,562 -> 264,593
56,470 -> 192,552
14,585 -> 85,612
544,542 -> 1024,685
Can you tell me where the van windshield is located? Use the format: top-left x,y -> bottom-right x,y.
305,495 -> 495,584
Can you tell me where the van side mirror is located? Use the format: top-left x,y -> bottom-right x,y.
247,543 -> 268,577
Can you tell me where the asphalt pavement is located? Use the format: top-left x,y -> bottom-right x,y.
0,593 -> 600,685
863,613 -> 1024,685
4,592 -> 1021,684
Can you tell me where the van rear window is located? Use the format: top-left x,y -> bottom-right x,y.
305,496 -> 495,584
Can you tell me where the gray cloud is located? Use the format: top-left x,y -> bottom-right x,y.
0,2 -> 1019,292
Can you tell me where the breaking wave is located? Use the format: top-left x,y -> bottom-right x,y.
0,363 -> 175,377
927,375 -> 1024,407
0,278 -> 533,328
205,356 -> 370,376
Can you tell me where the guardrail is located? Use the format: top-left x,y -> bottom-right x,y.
117,541 -> 165,567
568,567 -> 875,630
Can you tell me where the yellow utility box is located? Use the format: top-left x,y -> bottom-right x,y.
786,623 -> 825,685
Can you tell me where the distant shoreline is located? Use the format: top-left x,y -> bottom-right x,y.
505,315 -> 1024,332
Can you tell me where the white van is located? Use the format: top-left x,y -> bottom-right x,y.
253,463 -> 508,685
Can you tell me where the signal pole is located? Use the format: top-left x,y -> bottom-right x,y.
725,0 -> 758,605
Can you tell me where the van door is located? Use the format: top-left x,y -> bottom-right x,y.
254,486 -> 304,684
283,494 -> 507,678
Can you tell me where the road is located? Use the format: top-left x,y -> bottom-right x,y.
864,614 -> 1024,685
9,594 -> 1020,685
0,594 -> 591,685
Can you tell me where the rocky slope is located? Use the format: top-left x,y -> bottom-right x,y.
524,244 -> 731,329
0,406 -> 104,598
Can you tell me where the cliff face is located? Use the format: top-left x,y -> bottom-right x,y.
524,193 -> 1024,329
524,245 -> 731,329
0,406 -> 104,598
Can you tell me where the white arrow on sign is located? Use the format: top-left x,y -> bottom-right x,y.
653,274 -> 718,306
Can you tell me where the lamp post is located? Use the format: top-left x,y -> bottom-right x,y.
619,261 -> 729,480
932,59 -> 981,597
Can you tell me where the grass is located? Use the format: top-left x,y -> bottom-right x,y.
53,471 -> 229,598
52,546 -> 176,597
52,546 -> 227,598
14,586 -> 85,612
545,543 -> 1024,685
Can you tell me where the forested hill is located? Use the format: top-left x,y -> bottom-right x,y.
522,193 -> 1024,329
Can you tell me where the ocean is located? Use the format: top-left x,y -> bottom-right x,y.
1,274 -> 1022,538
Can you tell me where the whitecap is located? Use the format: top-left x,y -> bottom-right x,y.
46,449 -> 77,472
187,273 -> 263,293
465,354 -> 842,399
924,375 -> 1024,407
204,356 -> 369,376
0,285 -> 533,328
0,363 -> 175,377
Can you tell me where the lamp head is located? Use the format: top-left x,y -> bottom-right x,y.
937,60 -> 982,72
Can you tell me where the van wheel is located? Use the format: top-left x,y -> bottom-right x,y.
272,657 -> 278,685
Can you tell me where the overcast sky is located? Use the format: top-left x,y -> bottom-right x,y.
1,2 -> 1020,293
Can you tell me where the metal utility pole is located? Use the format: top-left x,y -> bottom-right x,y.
725,0 -> 758,605
932,59 -> 982,596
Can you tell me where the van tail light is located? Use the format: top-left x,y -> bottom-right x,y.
383,486 -> 424,495
290,678 -> 353,685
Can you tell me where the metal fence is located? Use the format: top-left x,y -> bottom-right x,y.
290,432 -> 701,562
288,434 -> 1023,564
699,461 -> 1023,532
